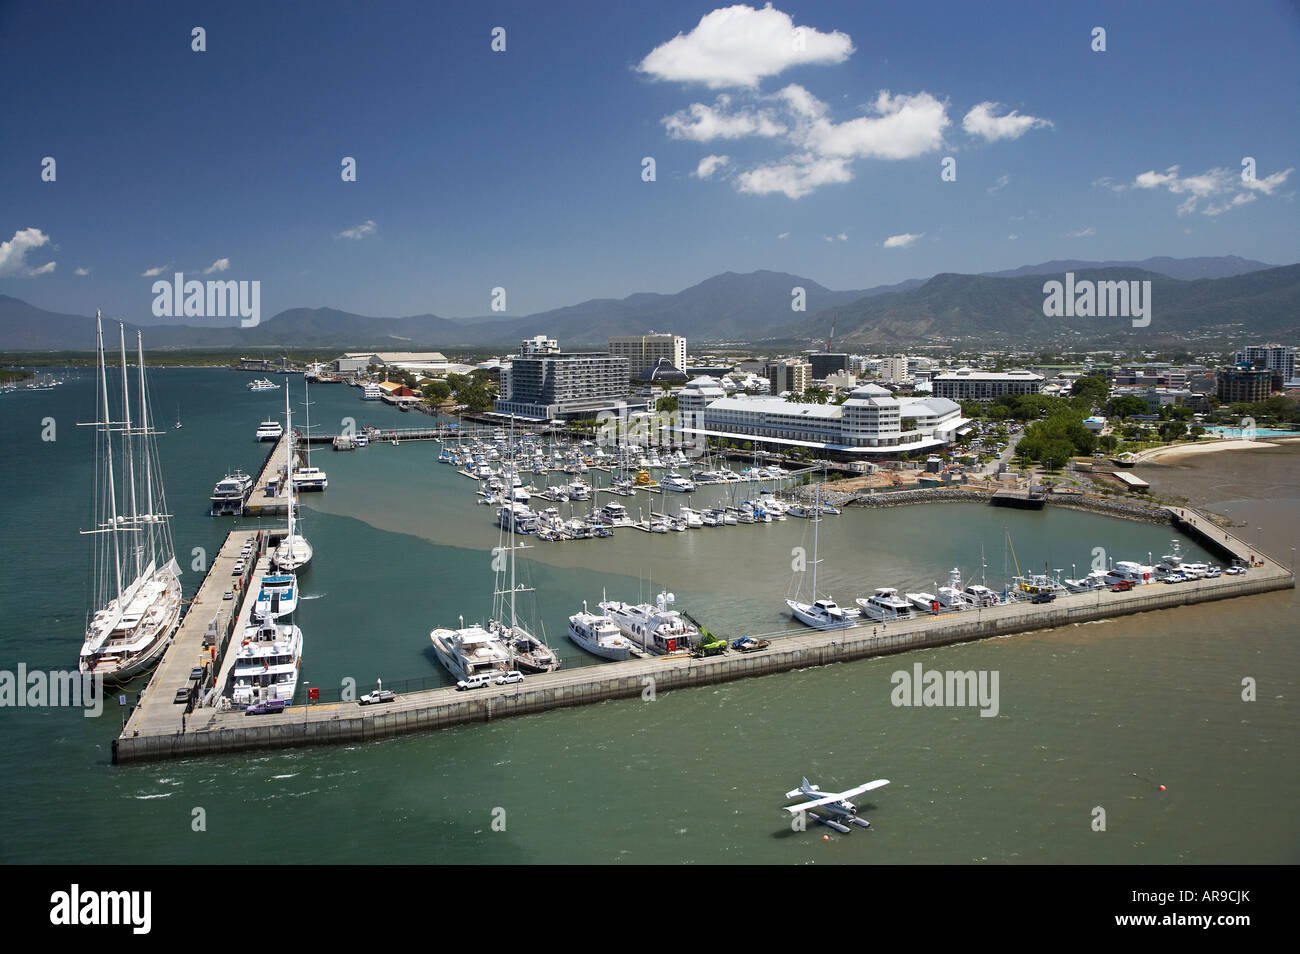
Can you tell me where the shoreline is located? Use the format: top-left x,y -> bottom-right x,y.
832,486 -> 1180,527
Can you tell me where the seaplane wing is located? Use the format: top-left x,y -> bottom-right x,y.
783,779 -> 890,813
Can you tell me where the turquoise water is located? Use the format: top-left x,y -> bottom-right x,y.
1204,426 -> 1299,437
1,369 -> 1296,863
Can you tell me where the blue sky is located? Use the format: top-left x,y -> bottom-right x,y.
1,0 -> 1297,325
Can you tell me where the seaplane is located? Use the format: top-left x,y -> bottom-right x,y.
783,777 -> 889,834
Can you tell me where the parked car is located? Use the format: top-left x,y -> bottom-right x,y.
456,673 -> 493,691
1030,591 -> 1057,604
246,699 -> 288,715
1110,580 -> 1135,592
173,687 -> 190,704
1224,566 -> 1246,575
495,670 -> 525,685
358,689 -> 396,705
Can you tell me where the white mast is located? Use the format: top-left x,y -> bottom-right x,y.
284,381 -> 295,541
810,481 -> 821,601
119,323 -> 141,581
136,331 -> 157,570
97,312 -> 123,602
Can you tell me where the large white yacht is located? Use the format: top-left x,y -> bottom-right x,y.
231,616 -> 303,707
79,315 -> 183,684
856,587 -> 915,622
659,472 -> 695,493
210,470 -> 253,516
599,590 -> 699,654
567,602 -> 633,661
430,622 -> 514,682
255,419 -> 283,441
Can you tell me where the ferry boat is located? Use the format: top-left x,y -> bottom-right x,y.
247,378 -> 279,391
252,573 -> 298,620
856,587 -> 915,622
210,470 -> 254,516
599,590 -> 699,654
79,314 -> 183,684
567,602 -> 633,661
256,419 -> 283,441
231,616 -> 303,706
362,383 -> 382,400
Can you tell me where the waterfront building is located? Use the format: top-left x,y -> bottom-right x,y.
932,368 -> 1045,401
494,342 -> 632,421
765,359 -> 812,395
1216,364 -> 1273,404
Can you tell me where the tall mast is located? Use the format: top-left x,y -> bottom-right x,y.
509,416 -> 517,633
811,480 -> 820,600
119,323 -> 141,581
302,375 -> 312,471
284,382 -> 295,541
97,311 -> 123,602
136,331 -> 157,569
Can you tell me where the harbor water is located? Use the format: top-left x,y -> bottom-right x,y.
1,368 -> 1296,863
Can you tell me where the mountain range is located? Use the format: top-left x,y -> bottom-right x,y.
0,256 -> 1291,352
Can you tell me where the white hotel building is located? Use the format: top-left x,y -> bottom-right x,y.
676,378 -> 970,457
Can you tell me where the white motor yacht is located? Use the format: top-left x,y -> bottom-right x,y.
567,602 -> 632,661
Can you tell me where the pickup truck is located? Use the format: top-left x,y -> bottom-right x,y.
358,689 -> 396,705
246,699 -> 288,715
1030,591 -> 1057,604
1110,579 -> 1134,592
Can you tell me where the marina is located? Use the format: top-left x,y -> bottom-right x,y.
113,500 -> 1293,763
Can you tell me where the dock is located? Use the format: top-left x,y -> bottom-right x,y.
112,505 -> 1293,764
240,433 -> 297,516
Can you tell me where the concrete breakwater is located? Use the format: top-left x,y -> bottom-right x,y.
836,486 -> 1175,526
113,554 -> 1292,765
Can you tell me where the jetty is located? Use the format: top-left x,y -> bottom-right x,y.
240,433 -> 297,516
111,504 -> 1293,764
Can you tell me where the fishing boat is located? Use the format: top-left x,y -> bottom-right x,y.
567,601 -> 632,661
273,385 -> 313,571
78,314 -> 183,684
785,484 -> 859,630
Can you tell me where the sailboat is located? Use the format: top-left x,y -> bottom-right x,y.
79,313 -> 183,683
784,482 -> 860,630
291,376 -> 327,491
174,404 -> 182,429
273,382 -> 313,571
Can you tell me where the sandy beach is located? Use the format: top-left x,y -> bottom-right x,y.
1139,438 -> 1282,463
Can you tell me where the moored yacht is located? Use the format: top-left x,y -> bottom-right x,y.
79,315 -> 183,684
856,587 -> 915,622
210,470 -> 253,516
599,590 -> 699,654
231,616 -> 303,706
659,472 -> 695,493
567,602 -> 633,661
292,465 -> 328,492
252,573 -> 298,620
255,419 -> 283,441
429,621 -> 514,682
906,591 -> 940,613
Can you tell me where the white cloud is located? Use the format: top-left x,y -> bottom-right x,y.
75,267 -> 91,276
0,227 -> 56,277
1007,234 -> 1018,240
962,102 -> 1052,141
1092,176 -> 1126,193
1242,167 -> 1294,194
1067,227 -> 1096,237
822,232 -> 848,242
882,232 -> 922,248
776,231 -> 791,239
337,220 -> 377,240
203,257 -> 230,274
664,96 -> 786,141
804,89 -> 949,160
734,154 -> 853,199
1129,163 -> 1290,216
141,264 -> 169,277
637,3 -> 854,89
987,173 -> 1009,195
694,154 -> 731,179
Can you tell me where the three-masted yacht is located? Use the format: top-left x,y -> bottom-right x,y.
79,313 -> 183,683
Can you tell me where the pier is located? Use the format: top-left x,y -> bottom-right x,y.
240,433 -> 297,516
112,505 -> 1293,764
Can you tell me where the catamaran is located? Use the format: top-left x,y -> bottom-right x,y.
785,483 -> 860,630
290,377 -> 328,491
79,314 -> 183,684
273,384 -> 313,571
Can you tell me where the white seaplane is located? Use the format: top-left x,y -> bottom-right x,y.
783,776 -> 890,834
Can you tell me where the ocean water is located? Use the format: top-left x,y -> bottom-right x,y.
1,368 -> 1296,864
